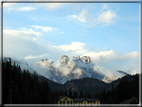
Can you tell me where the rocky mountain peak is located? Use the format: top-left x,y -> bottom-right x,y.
39,58 -> 48,62
60,55 -> 69,64
77,56 -> 80,60
44,59 -> 48,62
80,56 -> 91,64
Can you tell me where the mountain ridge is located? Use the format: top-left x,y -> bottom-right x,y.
2,56 -> 129,84
2,57 -> 139,97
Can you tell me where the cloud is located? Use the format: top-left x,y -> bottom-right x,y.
40,3 -> 66,10
21,58 -> 52,79
4,4 -> 36,11
93,10 -> 117,26
83,50 -> 116,63
65,9 -> 88,23
124,51 -> 139,59
52,42 -> 140,77
48,42 -> 140,77
53,42 -> 86,52
24,54 -> 50,59
4,28 -> 42,40
2,1 -> 67,11
99,4 -> 109,13
65,5 -> 117,27
16,7 -> 36,11
3,28 -> 44,58
3,27 -> 67,61
31,25 -> 57,32
3,27 -> 139,77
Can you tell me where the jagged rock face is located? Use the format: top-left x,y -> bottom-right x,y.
60,55 -> 69,64
80,56 -> 91,64
77,56 -> 80,60
35,55 -> 104,84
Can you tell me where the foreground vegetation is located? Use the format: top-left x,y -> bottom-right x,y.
95,74 -> 139,104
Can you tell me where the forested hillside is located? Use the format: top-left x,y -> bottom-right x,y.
95,74 -> 139,104
2,60 -> 140,104
2,60 -> 54,104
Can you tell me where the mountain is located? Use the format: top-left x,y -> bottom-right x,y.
2,57 -> 108,94
36,55 -> 105,84
2,57 -> 138,98
38,74 -> 110,96
37,72 -> 137,97
2,57 -> 108,95
63,77 -> 110,95
2,58 -> 139,104
60,55 -> 69,64
2,56 -> 129,84
38,75 -> 63,91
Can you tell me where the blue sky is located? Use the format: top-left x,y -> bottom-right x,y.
3,2 -> 140,75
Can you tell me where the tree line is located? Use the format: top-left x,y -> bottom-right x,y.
2,60 -> 139,104
2,60 -> 91,104
95,74 -> 139,104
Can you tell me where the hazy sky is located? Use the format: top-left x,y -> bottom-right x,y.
3,2 -> 140,75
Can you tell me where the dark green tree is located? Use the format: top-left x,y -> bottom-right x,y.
73,90 -> 77,98
79,90 -> 83,98
69,87 -> 72,98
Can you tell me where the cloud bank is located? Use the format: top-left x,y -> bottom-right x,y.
3,28 -> 140,79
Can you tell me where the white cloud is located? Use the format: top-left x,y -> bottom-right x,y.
24,54 -> 50,59
99,4 -> 109,13
93,10 -> 117,26
3,28 -> 139,77
40,3 -> 66,10
124,51 -> 139,59
4,4 -> 36,11
83,50 -> 116,63
65,9 -> 88,23
3,28 -> 44,58
4,28 -> 42,39
16,7 -> 36,11
2,1 -> 66,11
65,5 -> 117,27
49,42 -> 139,77
31,25 -> 57,32
53,42 -> 86,52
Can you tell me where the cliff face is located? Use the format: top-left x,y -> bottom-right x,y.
60,55 -> 69,64
80,56 -> 91,64
35,55 -> 104,84
60,55 -> 91,64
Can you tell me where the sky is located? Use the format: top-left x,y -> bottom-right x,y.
2,1 -> 140,75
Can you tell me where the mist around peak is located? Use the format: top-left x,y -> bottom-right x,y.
2,55 -> 134,84
35,55 -> 123,84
